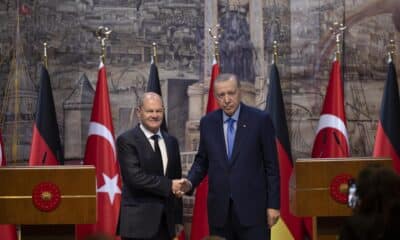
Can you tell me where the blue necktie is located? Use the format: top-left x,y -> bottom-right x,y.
226,118 -> 236,160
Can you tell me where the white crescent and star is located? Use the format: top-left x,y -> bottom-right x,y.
97,173 -> 121,204
88,120 -> 121,204
88,121 -> 116,159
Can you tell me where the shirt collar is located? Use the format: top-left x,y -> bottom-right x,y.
222,104 -> 241,123
140,124 -> 162,139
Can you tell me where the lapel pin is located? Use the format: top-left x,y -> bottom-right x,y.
242,124 -> 246,128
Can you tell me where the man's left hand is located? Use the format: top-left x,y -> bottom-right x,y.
267,208 -> 280,228
174,224 -> 184,239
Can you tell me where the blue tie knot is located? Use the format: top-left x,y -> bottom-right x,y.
226,118 -> 235,130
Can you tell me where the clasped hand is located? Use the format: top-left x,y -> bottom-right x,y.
171,178 -> 191,198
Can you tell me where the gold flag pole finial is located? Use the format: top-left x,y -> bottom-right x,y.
387,39 -> 396,63
209,24 -> 222,64
272,40 -> 278,64
96,26 -> 112,63
43,42 -> 48,68
152,42 -> 157,65
329,22 -> 346,61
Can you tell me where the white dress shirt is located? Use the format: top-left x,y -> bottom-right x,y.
140,124 -> 168,175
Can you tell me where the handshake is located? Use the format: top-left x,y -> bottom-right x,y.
171,178 -> 192,198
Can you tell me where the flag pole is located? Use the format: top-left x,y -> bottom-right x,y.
95,26 -> 112,64
76,25 -> 120,239
43,42 -> 48,68
208,24 -> 222,64
190,24 -> 222,240
387,39 -> 395,63
152,42 -> 158,65
272,40 -> 278,64
330,21 -> 346,98
329,22 -> 346,61
270,40 -> 278,103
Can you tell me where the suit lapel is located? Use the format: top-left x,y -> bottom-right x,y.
162,132 -> 173,177
133,126 -> 154,154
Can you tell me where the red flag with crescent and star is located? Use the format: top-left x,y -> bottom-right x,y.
190,56 -> 220,240
75,60 -> 122,240
306,59 -> 350,238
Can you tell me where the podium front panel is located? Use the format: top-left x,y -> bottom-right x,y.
290,157 -> 392,216
0,166 -> 96,224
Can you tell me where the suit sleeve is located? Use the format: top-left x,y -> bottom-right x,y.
117,134 -> 172,197
262,113 -> 280,209
187,118 -> 209,190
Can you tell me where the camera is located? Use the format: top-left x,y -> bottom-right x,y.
347,178 -> 358,208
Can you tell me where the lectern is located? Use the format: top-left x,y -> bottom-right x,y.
0,166 -> 96,239
290,157 -> 392,240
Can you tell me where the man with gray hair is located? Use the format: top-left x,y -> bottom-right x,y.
116,92 -> 184,240
182,73 -> 280,239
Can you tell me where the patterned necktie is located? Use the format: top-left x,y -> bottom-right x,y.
226,118 -> 236,160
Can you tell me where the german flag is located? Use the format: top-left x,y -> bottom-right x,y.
29,65 -> 63,165
373,59 -> 400,173
147,60 -> 168,131
266,63 -> 306,240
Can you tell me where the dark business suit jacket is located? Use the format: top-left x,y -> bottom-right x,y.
188,103 -> 280,227
116,125 -> 183,239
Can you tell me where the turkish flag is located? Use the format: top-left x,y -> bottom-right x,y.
311,60 -> 349,158
373,60 -> 400,173
75,61 -> 122,240
0,129 -> 18,240
190,56 -> 220,240
177,228 -> 186,240
306,60 -> 350,238
205,57 -> 220,113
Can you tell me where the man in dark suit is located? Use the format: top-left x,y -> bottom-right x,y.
116,92 -> 183,240
182,73 -> 280,239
